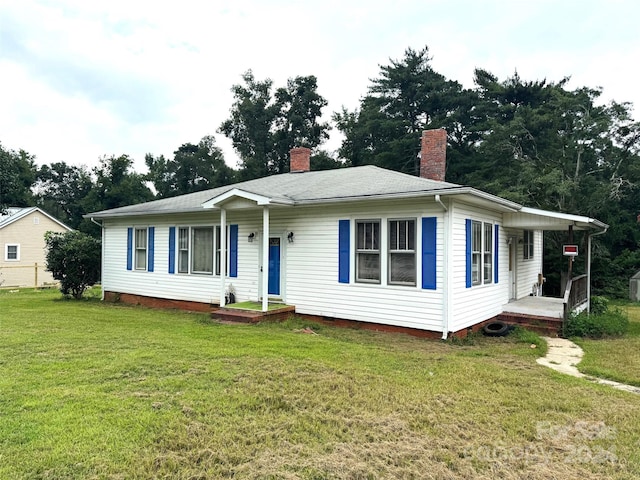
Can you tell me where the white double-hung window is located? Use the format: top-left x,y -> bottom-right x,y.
134,228 -> 147,270
388,219 -> 416,286
356,220 -> 381,283
471,220 -> 494,286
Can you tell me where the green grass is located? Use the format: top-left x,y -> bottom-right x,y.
2,289 -> 640,479
575,302 -> 640,386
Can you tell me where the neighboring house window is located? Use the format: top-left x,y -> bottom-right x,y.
523,230 -> 534,260
178,227 -> 190,273
388,219 -> 416,286
134,228 -> 147,270
191,227 -> 214,274
5,244 -> 20,261
356,220 -> 380,283
470,220 -> 494,286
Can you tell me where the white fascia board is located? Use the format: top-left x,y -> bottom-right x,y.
201,188 -> 272,208
517,206 -> 608,231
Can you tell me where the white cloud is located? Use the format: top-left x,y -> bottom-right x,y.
1,0 -> 638,173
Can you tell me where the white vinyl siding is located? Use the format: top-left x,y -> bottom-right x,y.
451,204 -> 508,332
100,201 -> 446,332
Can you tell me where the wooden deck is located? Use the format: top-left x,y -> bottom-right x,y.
212,304 -> 296,323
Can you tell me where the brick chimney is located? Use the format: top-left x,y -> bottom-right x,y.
289,147 -> 311,173
420,129 -> 447,181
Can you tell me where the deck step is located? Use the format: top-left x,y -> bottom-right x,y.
212,305 -> 295,324
497,312 -> 563,336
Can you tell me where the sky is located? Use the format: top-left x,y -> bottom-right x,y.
1,0 -> 639,174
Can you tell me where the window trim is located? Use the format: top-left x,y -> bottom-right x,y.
355,219 -> 381,284
523,230 -> 534,260
190,226 -> 214,275
134,228 -> 147,271
388,218 -> 417,286
174,225 -> 229,276
5,244 -> 20,261
470,220 -> 494,287
177,227 -> 190,274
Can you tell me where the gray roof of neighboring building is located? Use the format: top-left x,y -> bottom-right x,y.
88,165 -> 476,218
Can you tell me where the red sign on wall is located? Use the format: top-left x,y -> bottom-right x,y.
563,245 -> 578,256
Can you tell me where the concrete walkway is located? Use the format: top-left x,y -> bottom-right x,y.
537,337 -> 640,395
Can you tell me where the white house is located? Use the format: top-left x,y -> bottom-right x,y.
88,130 -> 607,338
0,207 -> 72,287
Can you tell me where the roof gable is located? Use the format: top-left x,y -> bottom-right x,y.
0,207 -> 72,231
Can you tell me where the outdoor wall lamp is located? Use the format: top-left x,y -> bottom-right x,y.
248,232 -> 255,243
287,232 -> 295,243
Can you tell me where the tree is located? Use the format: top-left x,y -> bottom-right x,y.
219,70 -> 330,180
81,155 -> 154,236
145,135 -> 235,198
334,46 -> 470,174
34,162 -> 93,229
44,231 -> 101,299
0,142 -> 37,211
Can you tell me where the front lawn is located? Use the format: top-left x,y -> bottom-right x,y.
1,289 -> 640,479
575,302 -> 640,386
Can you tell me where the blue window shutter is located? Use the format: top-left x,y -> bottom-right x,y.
126,227 -> 133,271
229,224 -> 238,277
168,227 -> 175,274
338,220 -> 350,283
421,217 -> 437,290
465,219 -> 472,288
494,224 -> 499,284
147,227 -> 155,272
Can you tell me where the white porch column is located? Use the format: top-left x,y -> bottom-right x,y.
219,208 -> 227,307
262,206 -> 270,312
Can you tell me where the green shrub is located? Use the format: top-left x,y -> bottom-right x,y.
565,308 -> 629,338
45,231 -> 101,299
590,296 -> 609,315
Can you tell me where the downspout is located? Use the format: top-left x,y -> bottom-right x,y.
586,226 -> 608,313
90,218 -> 105,301
435,195 -> 450,340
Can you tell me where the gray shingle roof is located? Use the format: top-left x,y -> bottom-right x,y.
88,166 -> 465,218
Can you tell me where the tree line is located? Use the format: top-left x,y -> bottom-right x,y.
1,46 -> 639,297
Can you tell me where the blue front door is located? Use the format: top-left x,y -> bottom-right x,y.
268,237 -> 281,296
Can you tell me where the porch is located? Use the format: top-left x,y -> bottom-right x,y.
498,274 -> 588,335
498,297 -> 564,335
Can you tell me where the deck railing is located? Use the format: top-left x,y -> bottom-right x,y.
562,274 -> 588,332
